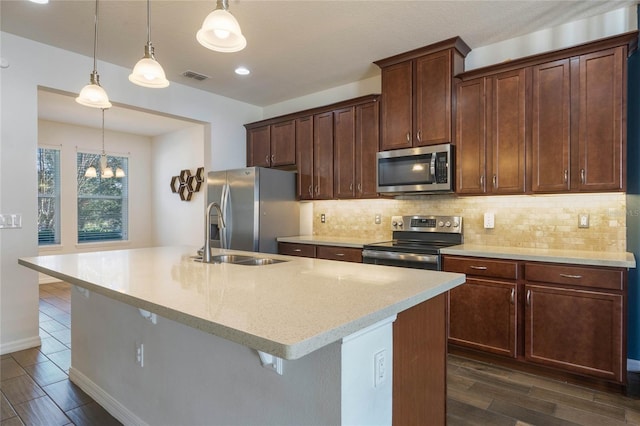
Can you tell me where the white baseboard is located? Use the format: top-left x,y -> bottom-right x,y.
628,358 -> 640,372
69,368 -> 148,426
0,336 -> 41,356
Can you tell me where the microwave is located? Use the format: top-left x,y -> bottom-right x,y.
377,144 -> 454,194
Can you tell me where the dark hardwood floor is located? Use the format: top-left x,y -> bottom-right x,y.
2,282 -> 639,425
447,354 -> 640,425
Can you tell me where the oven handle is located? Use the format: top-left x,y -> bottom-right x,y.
362,249 -> 439,264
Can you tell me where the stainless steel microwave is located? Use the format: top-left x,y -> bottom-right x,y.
377,144 -> 453,194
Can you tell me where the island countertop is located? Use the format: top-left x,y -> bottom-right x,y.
19,246 -> 465,360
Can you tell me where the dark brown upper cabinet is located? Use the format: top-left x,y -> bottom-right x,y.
246,120 -> 295,169
456,31 -> 636,195
334,99 -> 380,199
456,69 -> 527,195
375,37 -> 470,151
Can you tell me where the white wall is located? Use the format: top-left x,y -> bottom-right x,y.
38,119 -> 154,257
465,5 -> 637,70
0,32 -> 261,354
151,125 -> 206,248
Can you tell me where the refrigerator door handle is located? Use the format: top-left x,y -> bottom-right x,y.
220,183 -> 230,249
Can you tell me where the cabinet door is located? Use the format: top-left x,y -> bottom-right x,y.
448,278 -> 517,358
415,50 -> 452,146
525,284 -> 624,382
313,111 -> 334,199
576,46 -> 625,191
246,126 -> 270,167
278,242 -> 316,258
296,116 -> 314,200
488,69 -> 527,194
532,59 -> 571,192
270,120 -> 296,167
455,78 -> 487,194
355,100 -> 380,198
333,107 -> 356,199
380,61 -> 413,150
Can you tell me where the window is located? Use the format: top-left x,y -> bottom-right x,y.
77,152 -> 129,243
37,147 -> 61,245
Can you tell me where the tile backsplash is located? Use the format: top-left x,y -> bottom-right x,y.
309,193 -> 627,252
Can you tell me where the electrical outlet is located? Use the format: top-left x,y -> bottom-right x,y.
374,350 -> 386,388
375,214 -> 381,225
579,213 -> 589,228
135,342 -> 144,367
320,213 -> 326,223
483,212 -> 495,229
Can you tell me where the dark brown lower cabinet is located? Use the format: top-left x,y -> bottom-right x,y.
445,255 -> 628,392
449,278 -> 517,358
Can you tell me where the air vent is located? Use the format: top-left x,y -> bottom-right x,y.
182,70 -> 210,81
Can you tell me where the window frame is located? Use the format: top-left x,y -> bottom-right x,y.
37,146 -> 61,246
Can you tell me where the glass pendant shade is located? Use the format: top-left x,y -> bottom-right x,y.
102,167 -> 114,178
197,8 -> 246,52
76,72 -> 112,108
129,44 -> 169,88
115,167 -> 126,178
85,166 -> 97,178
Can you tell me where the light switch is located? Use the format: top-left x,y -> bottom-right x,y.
483,212 -> 495,229
0,214 -> 22,229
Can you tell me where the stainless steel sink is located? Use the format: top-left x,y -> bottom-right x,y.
193,254 -> 287,266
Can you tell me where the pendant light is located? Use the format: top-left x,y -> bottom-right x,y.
85,109 -> 125,178
129,0 -> 169,88
196,0 -> 246,53
76,0 -> 112,109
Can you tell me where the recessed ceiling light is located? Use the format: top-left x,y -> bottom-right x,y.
29,0 -> 49,4
235,66 -> 250,76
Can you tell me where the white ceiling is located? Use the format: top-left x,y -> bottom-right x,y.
2,0 -> 637,134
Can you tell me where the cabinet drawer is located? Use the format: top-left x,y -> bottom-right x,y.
443,256 -> 518,280
525,263 -> 624,291
278,242 -> 316,258
316,245 -> 363,263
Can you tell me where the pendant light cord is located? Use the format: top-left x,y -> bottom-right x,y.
101,108 -> 105,155
146,0 -> 151,45
92,0 -> 99,73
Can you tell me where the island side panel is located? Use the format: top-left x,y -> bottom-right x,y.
69,287 -> 342,425
393,293 -> 447,425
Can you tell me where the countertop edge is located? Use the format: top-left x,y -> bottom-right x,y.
277,236 -> 368,248
440,246 -> 636,268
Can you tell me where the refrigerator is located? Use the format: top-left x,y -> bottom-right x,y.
206,167 -> 299,254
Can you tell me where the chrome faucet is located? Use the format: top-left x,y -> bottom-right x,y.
204,201 -> 225,263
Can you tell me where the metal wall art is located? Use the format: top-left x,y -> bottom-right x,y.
170,167 -> 204,201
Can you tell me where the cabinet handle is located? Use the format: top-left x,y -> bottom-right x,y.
406,132 -> 411,143
510,289 -> 515,304
293,249 -> 302,252
526,290 -> 531,306
357,183 -> 362,192
480,175 -> 484,188
564,169 -> 568,183
469,266 -> 487,270
265,154 -> 270,165
580,169 -> 585,184
417,130 -> 422,143
271,154 -> 275,162
560,273 -> 583,279
492,175 -> 497,188
349,182 -> 353,191
315,185 -> 319,194
308,185 -> 313,196
335,253 -> 345,257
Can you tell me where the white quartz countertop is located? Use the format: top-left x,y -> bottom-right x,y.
441,244 -> 636,268
276,235 -> 375,248
19,246 -> 465,360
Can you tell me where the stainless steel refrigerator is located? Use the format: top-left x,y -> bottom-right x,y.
206,167 -> 299,254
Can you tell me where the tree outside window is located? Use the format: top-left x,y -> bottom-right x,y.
37,148 -> 61,245
77,152 -> 129,243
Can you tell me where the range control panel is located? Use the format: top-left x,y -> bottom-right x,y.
391,215 -> 462,233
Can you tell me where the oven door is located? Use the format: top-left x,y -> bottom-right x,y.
362,249 -> 440,270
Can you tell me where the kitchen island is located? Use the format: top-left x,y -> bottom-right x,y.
19,246 -> 465,426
